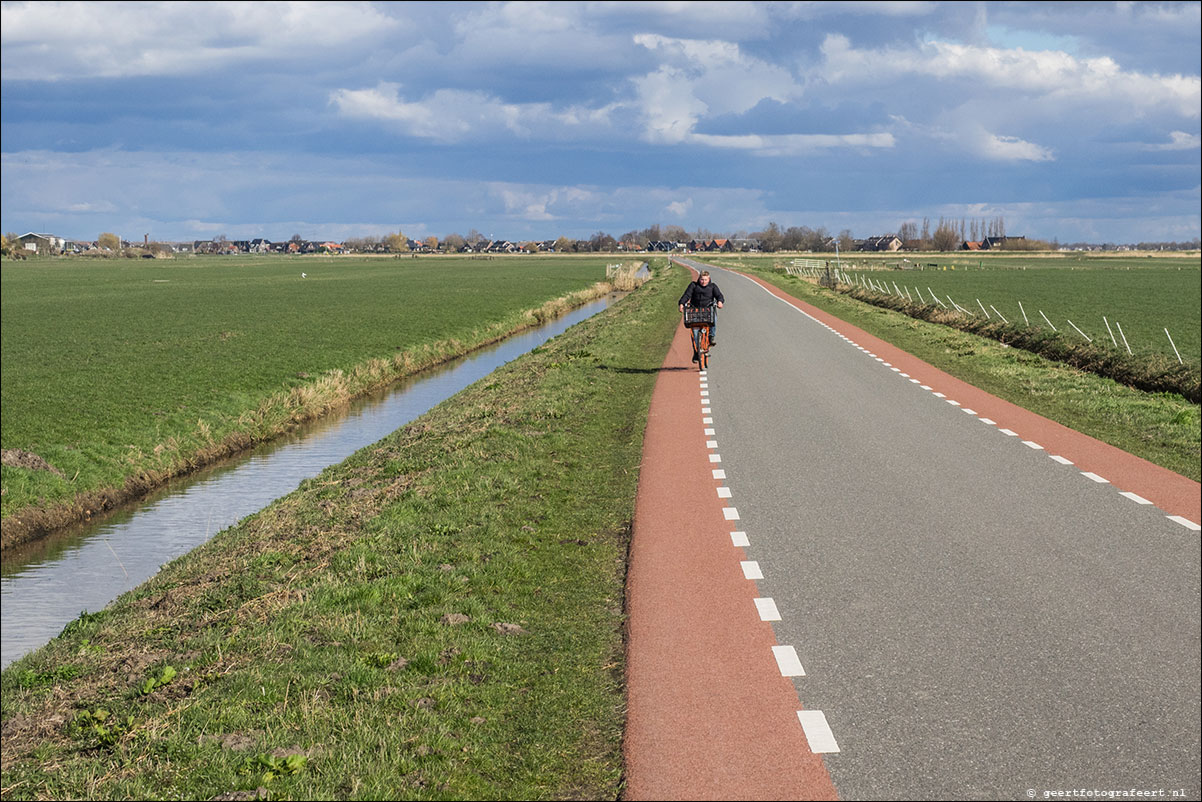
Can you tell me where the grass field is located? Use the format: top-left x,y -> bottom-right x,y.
0,255 -> 622,539
712,252 -> 1201,363
0,260 -> 683,801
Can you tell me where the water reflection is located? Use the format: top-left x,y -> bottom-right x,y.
1,297 -> 612,668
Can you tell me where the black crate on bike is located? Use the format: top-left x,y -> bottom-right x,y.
683,307 -> 716,327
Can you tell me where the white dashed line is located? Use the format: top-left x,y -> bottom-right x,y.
999,428 -> 1019,437
1050,455 -> 1074,465
797,711 -> 840,753
705,428 -> 716,435
1082,472 -> 1109,483
702,407 -> 711,414
980,418 -> 997,426
891,367 -> 901,372
740,560 -> 763,579
946,399 -> 960,406
709,454 -> 722,463
703,417 -> 713,424
706,440 -> 719,449
712,469 -> 726,479
730,531 -> 750,547
754,597 -> 781,621
1119,491 -> 1153,505
1022,441 -> 1044,450
723,507 -> 740,520
1168,515 -> 1201,531
932,392 -> 946,398
772,645 -> 805,677
717,487 -> 733,499
921,385 -> 933,391
963,409 -> 977,415
910,378 -> 921,384
900,373 -> 910,378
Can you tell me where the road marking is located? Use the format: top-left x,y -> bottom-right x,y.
717,487 -> 733,499
932,392 -> 946,398
701,391 -> 710,398
709,454 -> 722,463
700,382 -> 708,389
875,357 -> 885,362
754,598 -> 781,620
980,418 -> 997,426
1082,472 -> 1109,483
891,367 -> 901,372
1050,455 -> 1074,465
712,469 -> 726,479
999,428 -> 1019,436
1022,441 -> 1044,450
703,417 -> 713,424
1168,515 -> 1201,531
946,399 -> 960,406
772,645 -> 805,677
702,406 -> 711,413
730,531 -> 750,547
740,560 -> 763,579
797,711 -> 840,753
705,427 -> 716,435
723,507 -> 740,520
921,385 -> 932,390
910,378 -> 921,384
707,440 -> 719,449
963,409 -> 977,415
1119,491 -> 1153,505
899,372 -> 910,378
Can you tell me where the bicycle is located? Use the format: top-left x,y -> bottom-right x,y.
683,304 -> 717,370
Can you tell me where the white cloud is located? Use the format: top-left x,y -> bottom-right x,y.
818,34 -> 1200,118
666,199 -> 692,217
0,1 -> 398,80
1145,131 -> 1202,151
689,132 -> 895,156
330,83 -> 617,142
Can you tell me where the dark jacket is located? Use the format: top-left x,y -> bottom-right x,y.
679,280 -> 724,307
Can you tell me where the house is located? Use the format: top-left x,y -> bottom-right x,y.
857,235 -> 903,252
730,238 -> 760,252
961,241 -> 983,251
981,236 -> 1025,250
17,232 -> 66,253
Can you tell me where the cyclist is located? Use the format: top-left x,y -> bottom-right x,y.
679,271 -> 724,361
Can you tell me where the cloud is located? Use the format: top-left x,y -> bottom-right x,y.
1145,131 -> 1202,151
0,1 -> 399,80
330,83 -> 619,143
818,33 -> 1199,118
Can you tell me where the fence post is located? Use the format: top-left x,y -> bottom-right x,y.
1165,328 -> 1183,364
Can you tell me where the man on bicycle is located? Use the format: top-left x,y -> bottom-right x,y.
679,270 -> 725,349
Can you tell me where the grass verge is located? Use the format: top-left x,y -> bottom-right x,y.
0,260 -> 683,800
710,262 -> 1200,482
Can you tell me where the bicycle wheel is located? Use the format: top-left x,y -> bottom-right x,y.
696,327 -> 709,370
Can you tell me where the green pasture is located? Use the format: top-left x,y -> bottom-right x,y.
713,253 -> 1201,363
0,255 -> 608,522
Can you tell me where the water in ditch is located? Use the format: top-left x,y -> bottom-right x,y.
1,296 -> 615,669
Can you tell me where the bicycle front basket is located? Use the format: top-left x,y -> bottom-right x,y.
683,307 -> 716,327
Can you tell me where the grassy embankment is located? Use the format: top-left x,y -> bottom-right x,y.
1,256 -> 640,548
705,255 -> 1200,481
0,260 -> 683,800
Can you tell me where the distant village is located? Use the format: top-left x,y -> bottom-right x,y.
7,230 -> 1197,259
8,231 -> 1034,257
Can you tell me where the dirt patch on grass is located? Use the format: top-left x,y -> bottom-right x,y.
2,449 -> 64,476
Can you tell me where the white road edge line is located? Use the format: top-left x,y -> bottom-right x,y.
1119,491 -> 1153,505
754,597 -> 781,620
1167,515 -> 1201,531
717,487 -> 733,499
730,531 -> 750,547
1050,455 -> 1074,465
797,711 -> 840,753
741,560 -> 763,579
712,469 -> 726,479
1082,472 -> 1109,483
772,645 -> 805,677
723,507 -> 740,520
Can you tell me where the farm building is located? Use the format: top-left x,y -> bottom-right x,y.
16,232 -> 66,253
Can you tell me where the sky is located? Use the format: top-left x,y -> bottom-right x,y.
1,1 -> 1199,245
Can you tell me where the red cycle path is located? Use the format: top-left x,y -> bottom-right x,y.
624,322 -> 838,801
623,272 -> 1199,801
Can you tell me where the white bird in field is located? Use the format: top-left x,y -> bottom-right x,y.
301,272 -> 307,278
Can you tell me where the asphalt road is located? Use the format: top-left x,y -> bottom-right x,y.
685,260 -> 1200,800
